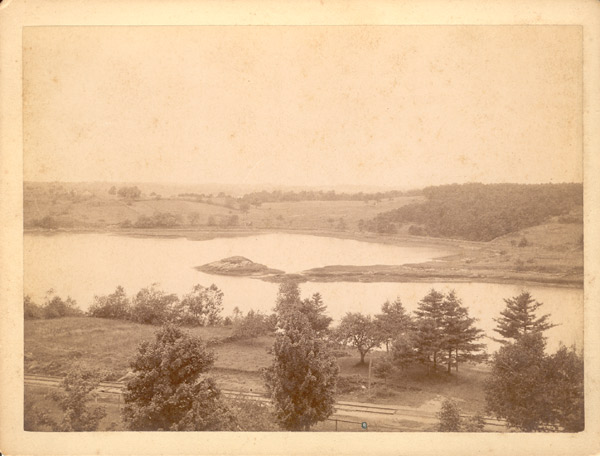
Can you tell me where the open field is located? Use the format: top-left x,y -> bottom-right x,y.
24,181 -> 423,231
25,317 -> 490,417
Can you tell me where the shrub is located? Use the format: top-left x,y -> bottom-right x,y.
134,212 -> 181,228
42,292 -> 83,319
117,186 -> 141,199
24,295 -> 44,319
174,284 -> 223,326
49,366 -> 107,431
373,357 -> 395,385
438,399 -> 462,432
225,399 -> 279,431
232,310 -> 273,340
129,284 -> 179,325
88,286 -> 130,319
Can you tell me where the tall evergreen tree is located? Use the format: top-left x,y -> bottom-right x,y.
493,291 -> 556,342
263,282 -> 338,431
413,289 -> 446,371
375,297 -> 413,352
275,282 -> 332,335
300,292 -> 333,335
441,291 -> 486,373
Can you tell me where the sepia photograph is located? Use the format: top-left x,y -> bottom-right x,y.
2,1 -> 600,455
20,24 -> 584,433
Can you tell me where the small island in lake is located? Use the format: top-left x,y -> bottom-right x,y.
196,256 -> 284,276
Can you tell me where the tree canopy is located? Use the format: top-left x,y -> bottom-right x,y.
336,312 -> 381,364
493,291 -> 556,342
485,333 -> 584,432
364,183 -> 582,240
122,324 -> 236,431
375,298 -> 413,352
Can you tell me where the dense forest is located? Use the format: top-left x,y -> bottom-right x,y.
363,183 -> 582,241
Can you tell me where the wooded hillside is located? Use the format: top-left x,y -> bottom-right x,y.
364,183 -> 582,241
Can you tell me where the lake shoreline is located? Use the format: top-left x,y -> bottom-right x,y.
24,227 -> 583,289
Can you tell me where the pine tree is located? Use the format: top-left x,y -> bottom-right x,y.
375,297 -> 413,352
493,291 -> 556,342
300,292 -> 333,335
413,289 -> 446,371
441,291 -> 486,373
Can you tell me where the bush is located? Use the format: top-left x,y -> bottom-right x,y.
117,186 -> 141,199
129,284 -> 179,325
174,284 -> 224,326
408,225 -> 427,236
232,310 -> 273,340
225,399 -> 279,431
88,286 -> 130,319
42,292 -> 83,319
49,366 -> 107,431
335,375 -> 365,394
438,399 -> 462,432
134,212 -> 181,228
518,237 -> 529,247
24,295 -> 44,319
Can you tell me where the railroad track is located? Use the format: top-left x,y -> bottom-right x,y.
24,374 -> 506,428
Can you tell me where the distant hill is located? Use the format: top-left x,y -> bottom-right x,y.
23,181 -> 412,199
363,183 -> 583,241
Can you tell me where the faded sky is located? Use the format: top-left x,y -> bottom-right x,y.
23,26 -> 582,187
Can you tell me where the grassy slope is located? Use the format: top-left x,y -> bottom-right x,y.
25,317 -> 488,414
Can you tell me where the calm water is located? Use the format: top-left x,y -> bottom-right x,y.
24,232 -> 583,352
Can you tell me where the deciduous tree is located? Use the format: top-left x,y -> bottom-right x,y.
336,312 -> 381,364
129,284 -> 179,325
176,284 -> 223,326
50,367 -> 107,431
485,332 -> 583,431
123,324 -> 236,431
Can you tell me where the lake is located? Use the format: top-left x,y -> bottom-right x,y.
24,232 -> 583,352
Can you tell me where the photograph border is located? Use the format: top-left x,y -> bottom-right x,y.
1,1 -> 599,455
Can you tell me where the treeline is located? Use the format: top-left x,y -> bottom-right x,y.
364,183 -> 582,240
239,189 -> 416,205
335,289 -> 486,373
24,293 -> 83,319
25,284 -> 280,341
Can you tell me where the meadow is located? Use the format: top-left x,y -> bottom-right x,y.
25,317 -> 489,420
